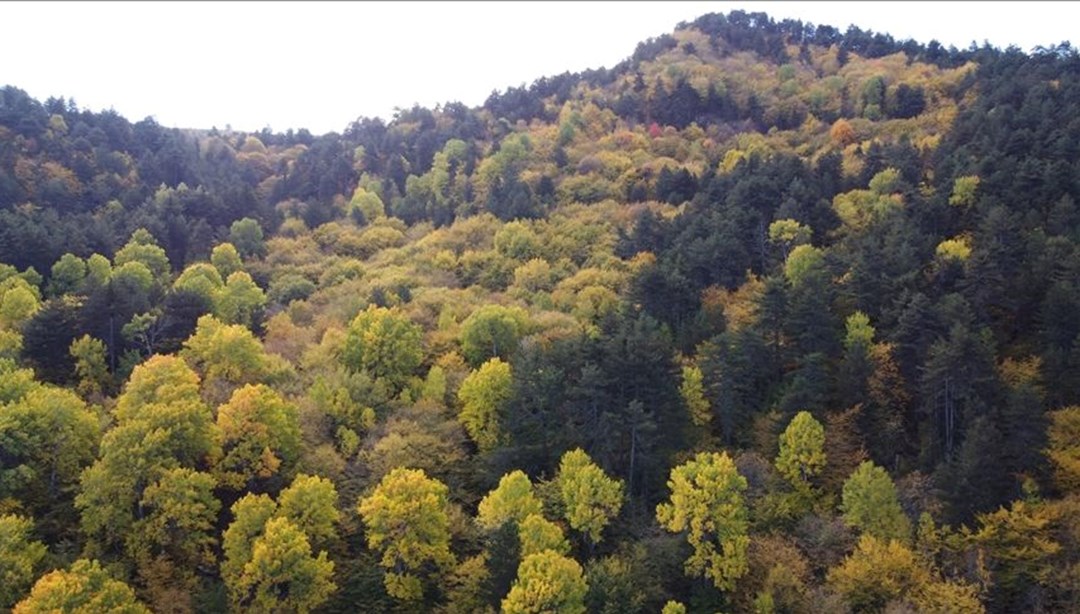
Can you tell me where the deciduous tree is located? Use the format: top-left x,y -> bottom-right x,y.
502,550 -> 588,614
215,384 -> 301,490
341,305 -> 423,388
14,559 -> 150,614
841,460 -> 910,542
233,517 -> 335,613
457,358 -> 512,452
0,514 -> 46,609
656,451 -> 749,590
556,448 -> 624,545
775,410 -> 826,491
357,467 -> 455,600
477,470 -> 543,531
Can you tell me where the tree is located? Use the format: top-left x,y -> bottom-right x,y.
0,279 -> 40,330
222,493 -> 278,603
0,385 -> 99,518
114,229 -> 170,281
341,305 -> 423,388
775,410 -> 826,491
661,601 -> 687,614
457,357 -> 512,452
77,355 -> 217,557
829,118 -> 856,146
214,271 -> 266,329
767,218 -> 811,263
0,514 -> 47,609
276,474 -> 340,549
357,467 -> 455,600
556,448 -> 624,545
841,461 -> 911,542
229,218 -> 267,259
518,513 -> 570,556
459,304 -> 528,367
210,242 -> 243,278
14,559 -> 150,614
221,473 -> 340,607
679,364 -> 711,427
232,517 -> 335,613
69,334 -> 110,398
172,263 -> 224,304
182,314 -> 281,386
47,253 -> 86,297
19,296 -> 81,384
215,384 -> 301,490
1046,406 -> 1080,495
827,535 -> 930,612
502,550 -> 588,614
476,470 -> 543,531
973,499 -> 1060,607
126,467 -> 219,606
655,451 -> 749,591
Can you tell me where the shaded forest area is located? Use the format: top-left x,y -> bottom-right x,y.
2,10 -> 1080,613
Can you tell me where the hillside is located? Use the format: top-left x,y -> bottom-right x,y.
1,10 -> 1080,613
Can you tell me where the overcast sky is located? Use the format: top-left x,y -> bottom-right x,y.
2,1 -> 1076,135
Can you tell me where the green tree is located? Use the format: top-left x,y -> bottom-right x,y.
518,513 -> 570,557
229,218 -> 267,259
0,279 -> 40,330
47,253 -> 86,297
114,229 -> 170,281
126,467 -> 219,603
656,451 -> 749,591
459,304 -> 528,367
841,461 -> 911,542
679,364 -> 711,427
349,188 -> 386,222
214,271 -> 266,329
767,218 -> 811,262
341,305 -> 423,388
215,384 -> 301,490
172,262 -> 224,304
949,175 -> 980,208
14,559 -> 150,614
182,314 -> 282,386
357,467 -> 455,600
221,474 -> 340,606
276,474 -> 340,549
77,355 -> 217,557
222,493 -> 278,601
502,550 -> 588,614
0,385 -> 99,517
476,470 -> 543,531
233,517 -> 335,613
69,334 -> 110,398
661,601 -> 687,614
457,357 -> 512,452
555,448 -> 624,545
775,410 -> 827,491
210,242 -> 243,278
0,514 -> 47,609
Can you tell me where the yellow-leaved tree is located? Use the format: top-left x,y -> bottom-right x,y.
656,451 -> 749,591
358,467 -> 455,600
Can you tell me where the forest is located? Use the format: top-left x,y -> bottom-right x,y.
1,9 -> 1080,613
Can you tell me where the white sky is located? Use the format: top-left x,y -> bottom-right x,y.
1,1 -> 1076,135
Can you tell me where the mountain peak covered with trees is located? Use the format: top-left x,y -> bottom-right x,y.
1,10 -> 1080,612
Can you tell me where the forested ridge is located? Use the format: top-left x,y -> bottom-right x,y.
1,10 -> 1080,612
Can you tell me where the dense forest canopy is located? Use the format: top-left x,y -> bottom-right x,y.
1,9 -> 1080,613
